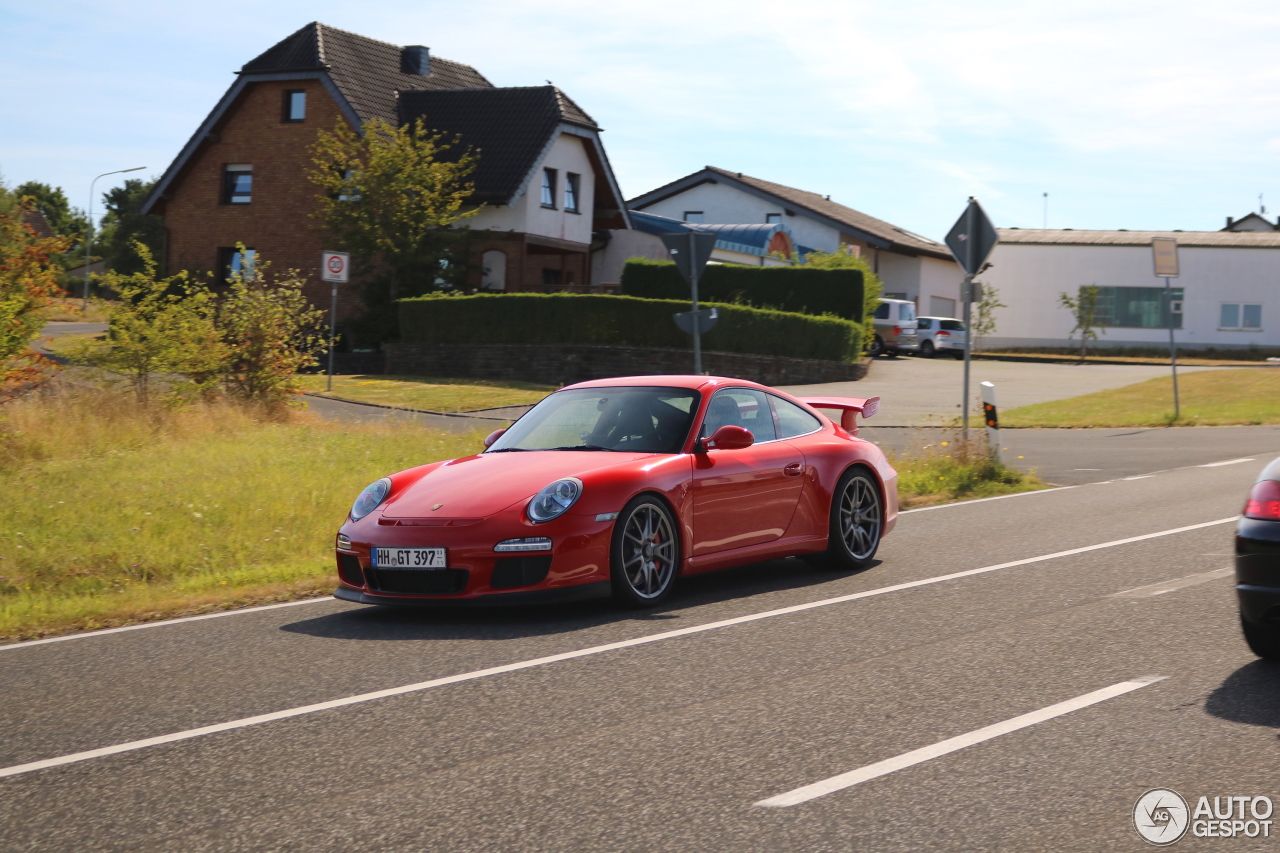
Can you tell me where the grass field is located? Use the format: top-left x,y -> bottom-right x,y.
0,390 -> 483,640
42,297 -> 115,323
1001,367 -> 1280,427
0,389 -> 1041,641
297,374 -> 554,412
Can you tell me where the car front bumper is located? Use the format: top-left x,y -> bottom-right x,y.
1236,517 -> 1280,623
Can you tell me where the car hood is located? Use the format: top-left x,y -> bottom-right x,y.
380,450 -> 657,518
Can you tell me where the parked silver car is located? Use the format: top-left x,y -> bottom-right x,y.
915,316 -> 967,359
869,298 -> 919,357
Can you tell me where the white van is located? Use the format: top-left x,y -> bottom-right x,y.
870,299 -> 919,357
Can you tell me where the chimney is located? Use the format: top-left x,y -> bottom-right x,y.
401,46 -> 430,76
1227,216 -> 1234,229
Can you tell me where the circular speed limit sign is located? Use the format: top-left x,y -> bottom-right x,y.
321,251 -> 350,282
327,255 -> 344,275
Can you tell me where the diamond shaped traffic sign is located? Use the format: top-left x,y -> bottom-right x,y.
945,198 -> 999,276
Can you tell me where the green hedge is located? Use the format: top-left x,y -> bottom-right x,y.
620,259 -> 864,320
399,293 -> 864,362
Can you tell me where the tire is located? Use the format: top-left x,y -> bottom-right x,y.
868,336 -> 885,357
953,350 -> 965,360
920,340 -> 935,358
1241,615 -> 1280,661
810,467 -> 882,570
610,496 -> 680,607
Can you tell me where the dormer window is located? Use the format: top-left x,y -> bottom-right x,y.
541,168 -> 557,209
283,90 -> 306,122
765,213 -> 782,224
565,173 -> 580,213
223,164 -> 252,204
683,211 -> 704,223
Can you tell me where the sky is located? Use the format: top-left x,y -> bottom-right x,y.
3,1 -> 1280,241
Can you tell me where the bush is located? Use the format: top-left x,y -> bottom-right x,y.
399,293 -> 864,362
620,259 -> 864,320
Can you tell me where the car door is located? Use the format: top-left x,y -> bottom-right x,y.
691,388 -> 805,555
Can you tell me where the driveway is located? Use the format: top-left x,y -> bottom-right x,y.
781,356 -> 1225,426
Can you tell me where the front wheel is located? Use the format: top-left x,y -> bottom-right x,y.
611,496 -> 680,607
809,468 -> 881,570
1241,616 -> 1280,661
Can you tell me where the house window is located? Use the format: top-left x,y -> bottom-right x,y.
683,211 -> 704,223
223,164 -> 252,204
481,251 -> 507,290
565,172 -> 580,213
1221,303 -> 1263,330
283,90 -> 306,122
765,213 -> 782,224
542,268 -> 562,288
1093,286 -> 1183,329
541,169 -> 557,208
217,247 -> 257,282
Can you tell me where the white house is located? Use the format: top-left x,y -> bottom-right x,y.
622,166 -> 964,315
980,229 -> 1280,350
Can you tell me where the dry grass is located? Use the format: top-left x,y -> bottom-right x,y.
41,297 -> 115,323
888,434 -> 1045,508
297,373 -> 554,412
1001,368 -> 1280,427
0,388 -> 484,640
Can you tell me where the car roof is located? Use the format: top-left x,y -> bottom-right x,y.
918,315 -> 962,321
560,375 -> 771,393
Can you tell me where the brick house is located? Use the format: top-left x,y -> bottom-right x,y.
142,22 -> 631,322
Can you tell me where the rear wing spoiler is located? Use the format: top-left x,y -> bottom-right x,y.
797,396 -> 880,434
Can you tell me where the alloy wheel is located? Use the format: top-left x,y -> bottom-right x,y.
838,474 -> 881,561
620,502 -> 677,599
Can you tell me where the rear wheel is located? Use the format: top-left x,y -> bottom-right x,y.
1241,615 -> 1280,661
808,468 -> 881,570
611,496 -> 679,607
920,340 -> 935,358
952,349 -> 965,360
868,336 -> 885,357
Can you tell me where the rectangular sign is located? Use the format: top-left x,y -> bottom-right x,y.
1152,237 -> 1179,278
322,251 -> 350,283
372,547 -> 446,569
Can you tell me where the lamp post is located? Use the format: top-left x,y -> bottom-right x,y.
84,166 -> 146,309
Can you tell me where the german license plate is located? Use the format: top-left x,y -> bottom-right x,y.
372,547 -> 447,569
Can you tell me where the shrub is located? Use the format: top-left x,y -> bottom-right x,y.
620,259 -> 864,320
399,293 -> 864,362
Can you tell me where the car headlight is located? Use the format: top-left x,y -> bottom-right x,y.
350,477 -> 391,521
528,478 -> 582,523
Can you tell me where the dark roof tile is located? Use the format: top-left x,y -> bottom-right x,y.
399,86 -> 597,204
241,22 -> 492,125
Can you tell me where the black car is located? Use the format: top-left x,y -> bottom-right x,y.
1236,457 -> 1280,660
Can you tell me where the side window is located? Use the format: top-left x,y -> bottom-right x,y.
873,303 -> 890,320
770,395 -> 822,439
702,389 -> 777,442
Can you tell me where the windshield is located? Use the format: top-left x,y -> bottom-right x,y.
487,386 -> 701,454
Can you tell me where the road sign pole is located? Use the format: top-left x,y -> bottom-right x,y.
689,231 -> 702,375
1166,276 -> 1179,420
962,275 -> 973,440
327,279 -> 338,392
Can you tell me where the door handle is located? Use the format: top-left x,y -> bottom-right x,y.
784,462 -> 804,477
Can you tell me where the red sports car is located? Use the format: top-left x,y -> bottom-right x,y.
333,375 -> 897,608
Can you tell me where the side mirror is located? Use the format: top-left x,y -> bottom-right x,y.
699,424 -> 754,452
483,428 -> 507,448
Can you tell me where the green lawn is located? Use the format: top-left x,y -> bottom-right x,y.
297,374 -> 554,412
1001,368 -> 1280,427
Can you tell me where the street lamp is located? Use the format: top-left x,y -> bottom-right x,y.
84,166 -> 146,309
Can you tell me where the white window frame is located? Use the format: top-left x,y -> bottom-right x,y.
1219,302 -> 1263,331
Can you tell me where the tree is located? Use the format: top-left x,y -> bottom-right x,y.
73,244 -> 224,405
13,181 -> 87,244
216,249 -> 326,407
1059,284 -> 1106,361
307,117 -> 481,342
0,199 -> 70,399
97,178 -> 164,276
801,244 -> 884,344
970,281 -> 1006,352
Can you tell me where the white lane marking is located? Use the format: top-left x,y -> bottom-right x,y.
755,677 -> 1166,807
1110,567 -> 1233,599
900,485 -> 1076,514
1122,475 -> 1155,481
1199,458 -> 1256,468
0,519 -> 1233,780
0,598 -> 333,652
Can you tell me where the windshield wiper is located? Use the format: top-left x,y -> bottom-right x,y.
485,447 -> 529,453
545,444 -> 620,452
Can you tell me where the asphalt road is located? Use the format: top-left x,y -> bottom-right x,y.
5,445 -> 1280,851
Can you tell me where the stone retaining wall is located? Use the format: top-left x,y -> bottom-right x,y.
383,343 -> 868,387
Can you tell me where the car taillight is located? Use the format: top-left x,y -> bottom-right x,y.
893,325 -> 902,335
937,331 -> 950,337
1244,480 -> 1280,520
